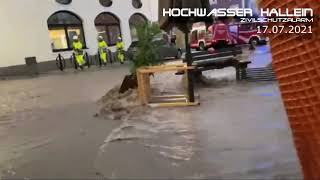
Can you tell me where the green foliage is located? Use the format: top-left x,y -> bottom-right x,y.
130,22 -> 164,75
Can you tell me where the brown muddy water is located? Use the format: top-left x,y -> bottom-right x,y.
0,65 -> 302,179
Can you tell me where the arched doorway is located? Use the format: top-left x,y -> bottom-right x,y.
47,11 -> 86,51
95,12 -> 121,46
129,13 -> 148,41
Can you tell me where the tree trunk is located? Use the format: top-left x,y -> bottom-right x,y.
119,74 -> 138,93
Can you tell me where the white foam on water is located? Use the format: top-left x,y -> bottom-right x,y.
98,108 -> 196,164
96,71 -> 197,179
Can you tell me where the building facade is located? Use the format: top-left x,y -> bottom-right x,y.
0,0 -> 158,70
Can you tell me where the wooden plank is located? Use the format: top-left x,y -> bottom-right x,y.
137,71 -> 145,105
139,66 -> 195,73
136,72 -> 140,101
148,101 -> 200,108
138,72 -> 150,105
139,64 -> 187,70
138,64 -> 192,69
144,74 -> 151,103
151,94 -> 187,99
136,70 -> 148,105
150,97 -> 188,103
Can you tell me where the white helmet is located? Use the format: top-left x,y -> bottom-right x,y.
73,35 -> 79,41
98,35 -> 104,41
118,36 -> 122,41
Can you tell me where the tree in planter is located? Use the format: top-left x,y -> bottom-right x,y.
130,22 -> 164,75
119,22 -> 164,93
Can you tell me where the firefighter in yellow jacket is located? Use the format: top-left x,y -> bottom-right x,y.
116,37 -> 125,64
72,35 -> 85,68
97,36 -> 108,65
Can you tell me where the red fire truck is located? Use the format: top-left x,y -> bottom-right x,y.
190,22 -> 266,51
191,23 -> 235,51
229,22 -> 267,46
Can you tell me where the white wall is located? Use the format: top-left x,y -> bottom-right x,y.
0,0 -> 158,67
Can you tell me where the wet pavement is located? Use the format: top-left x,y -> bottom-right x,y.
248,45 -> 273,68
0,64 -> 129,179
0,50 -> 302,179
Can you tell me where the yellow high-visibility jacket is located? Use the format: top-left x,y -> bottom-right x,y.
99,41 -> 108,62
73,41 -> 85,66
116,41 -> 125,50
99,41 -> 108,49
73,41 -> 83,50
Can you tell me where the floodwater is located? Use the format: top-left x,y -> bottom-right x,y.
248,45 -> 273,68
0,56 -> 302,179
0,65 -> 129,179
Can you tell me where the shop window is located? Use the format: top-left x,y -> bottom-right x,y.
47,11 -> 86,52
129,13 -> 148,41
99,0 -> 112,7
95,12 -> 121,46
132,0 -> 142,9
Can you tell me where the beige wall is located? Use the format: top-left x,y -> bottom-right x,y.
0,0 -> 158,67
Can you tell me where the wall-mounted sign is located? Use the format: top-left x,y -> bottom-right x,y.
56,0 -> 72,5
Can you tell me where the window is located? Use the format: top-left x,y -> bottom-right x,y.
132,0 -> 142,9
49,28 -> 68,50
154,39 -> 166,46
239,24 -> 254,31
191,31 -> 198,41
56,0 -> 72,4
199,30 -> 206,39
95,12 -> 121,46
47,11 -> 86,52
129,13 -> 148,41
99,0 -> 112,7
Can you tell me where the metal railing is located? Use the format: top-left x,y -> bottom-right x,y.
55,50 -> 123,71
55,54 -> 66,71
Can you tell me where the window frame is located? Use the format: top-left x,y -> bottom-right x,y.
47,11 -> 87,52
95,13 -> 122,46
95,23 -> 122,46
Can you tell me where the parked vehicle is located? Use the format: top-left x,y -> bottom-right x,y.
190,26 -> 211,51
229,22 -> 268,46
191,23 -> 235,51
190,22 -> 267,51
127,32 -> 182,60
